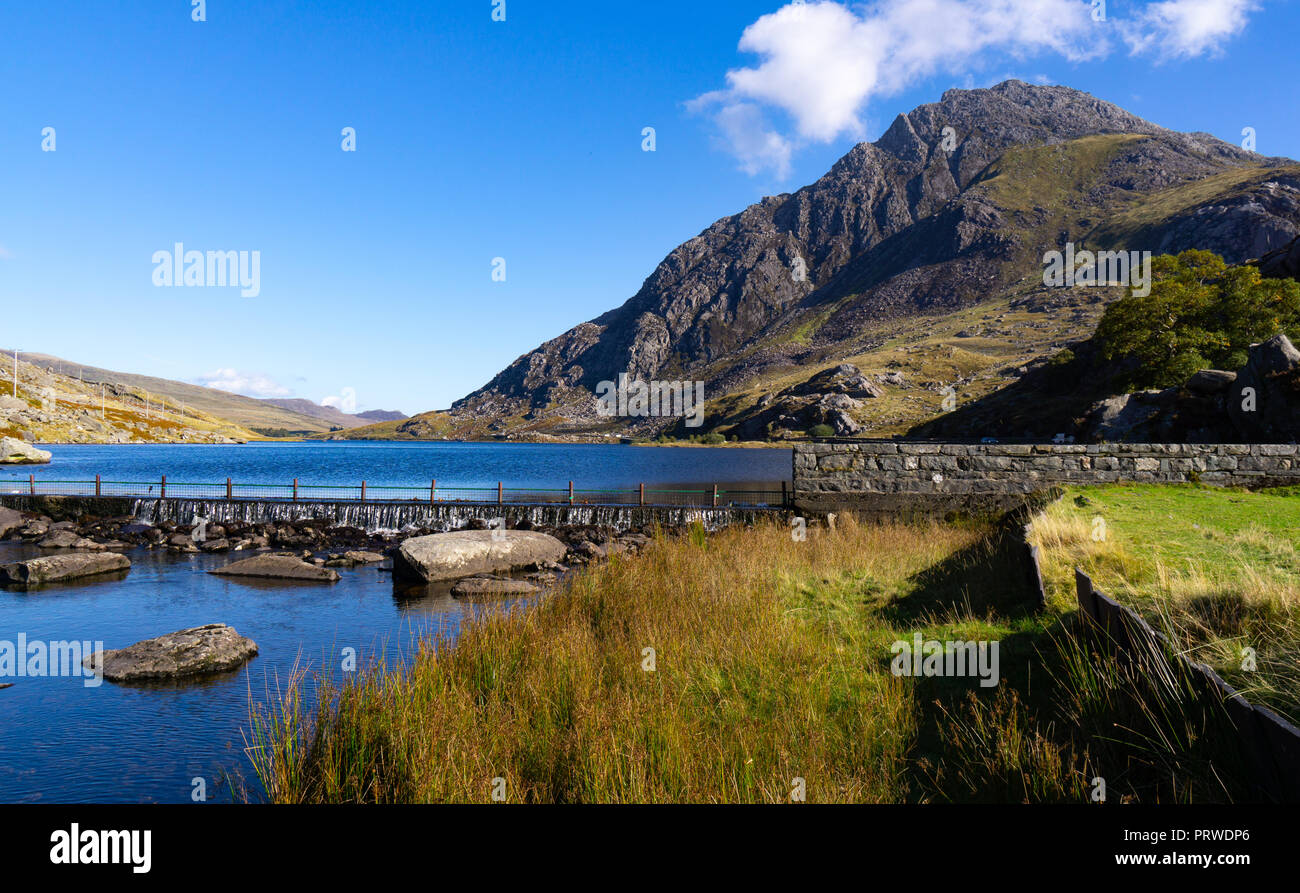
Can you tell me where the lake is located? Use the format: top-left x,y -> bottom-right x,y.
0,442 -> 790,803
12,441 -> 793,490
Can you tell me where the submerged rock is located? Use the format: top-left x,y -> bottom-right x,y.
85,624 -> 258,683
0,436 -> 51,465
0,552 -> 130,588
451,576 -> 541,597
209,553 -> 340,582
394,530 -> 568,583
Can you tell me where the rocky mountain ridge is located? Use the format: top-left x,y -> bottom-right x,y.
343,81 -> 1300,442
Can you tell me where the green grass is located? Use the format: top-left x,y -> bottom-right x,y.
245,511 -> 1256,804
1033,484 -> 1300,721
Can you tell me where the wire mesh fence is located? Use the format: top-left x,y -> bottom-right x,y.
0,476 -> 789,508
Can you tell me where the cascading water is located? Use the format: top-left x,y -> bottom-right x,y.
131,498 -> 780,533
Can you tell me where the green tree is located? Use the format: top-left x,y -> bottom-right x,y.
1093,250 -> 1300,390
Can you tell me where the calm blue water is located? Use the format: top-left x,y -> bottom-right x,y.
0,442 -> 790,803
12,441 -> 792,489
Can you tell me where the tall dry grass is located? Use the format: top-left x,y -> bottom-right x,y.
247,517 -> 985,803
246,512 -> 1258,804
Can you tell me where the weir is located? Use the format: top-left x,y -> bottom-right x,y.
0,494 -> 782,533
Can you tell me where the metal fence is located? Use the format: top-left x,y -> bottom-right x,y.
0,475 -> 789,508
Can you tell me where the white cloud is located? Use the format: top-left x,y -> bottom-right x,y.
195,368 -> 291,398
322,387 -> 358,413
693,0 -> 1260,177
1126,0 -> 1258,59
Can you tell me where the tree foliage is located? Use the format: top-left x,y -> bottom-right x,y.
1093,250 -> 1300,390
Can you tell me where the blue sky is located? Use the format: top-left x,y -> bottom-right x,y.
2,0 -> 1296,415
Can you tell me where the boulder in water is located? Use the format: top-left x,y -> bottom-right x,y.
0,552 -> 130,588
210,553 -> 340,582
395,530 -> 568,583
84,624 -> 258,683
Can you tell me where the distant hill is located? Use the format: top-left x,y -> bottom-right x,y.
17,353 -> 336,435
1,355 -> 257,444
354,409 -> 406,422
261,398 -> 407,429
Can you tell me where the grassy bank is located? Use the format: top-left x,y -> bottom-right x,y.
247,507 -> 1259,803
1032,484 -> 1300,722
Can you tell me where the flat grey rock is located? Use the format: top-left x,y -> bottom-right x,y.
0,552 -> 130,588
451,577 -> 541,597
210,553 -> 340,582
84,624 -> 258,683
395,530 -> 568,583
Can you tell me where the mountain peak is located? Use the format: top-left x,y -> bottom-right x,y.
428,83 -> 1296,442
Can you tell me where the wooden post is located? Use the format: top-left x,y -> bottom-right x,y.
360,481 -> 367,503
712,484 -> 718,508
95,474 -> 101,498
161,475 -> 166,499
430,479 -> 436,504
781,480 -> 788,507
226,478 -> 232,500
497,481 -> 504,505
293,478 -> 298,502
568,480 -> 574,505
29,474 -> 35,496
639,482 -> 645,506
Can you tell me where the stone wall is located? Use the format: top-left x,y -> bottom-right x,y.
793,442 -> 1300,514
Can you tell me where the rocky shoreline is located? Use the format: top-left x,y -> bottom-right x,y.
0,504 -> 664,682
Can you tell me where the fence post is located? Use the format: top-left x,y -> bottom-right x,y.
293,478 -> 298,502
95,474 -> 101,498
712,484 -> 718,508
226,478 -> 232,501
430,479 -> 436,505
29,474 -> 35,496
639,482 -> 645,506
568,480 -> 574,505
360,481 -> 366,503
781,480 -> 788,508
161,475 -> 166,499
498,481 -> 503,505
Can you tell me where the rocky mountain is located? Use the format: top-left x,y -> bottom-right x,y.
342,81 -> 1300,442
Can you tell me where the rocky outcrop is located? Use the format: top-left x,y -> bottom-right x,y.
394,530 -> 568,583
0,552 -> 130,588
85,624 -> 258,683
1082,334 -> 1300,442
729,363 -> 879,438
0,437 -> 51,465
1257,234 -> 1300,280
1227,334 -> 1300,439
210,553 -> 341,582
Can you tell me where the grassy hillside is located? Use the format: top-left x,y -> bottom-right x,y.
19,352 -> 334,436
1,355 -> 258,444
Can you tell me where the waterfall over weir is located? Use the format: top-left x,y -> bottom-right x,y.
131,498 -> 782,533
